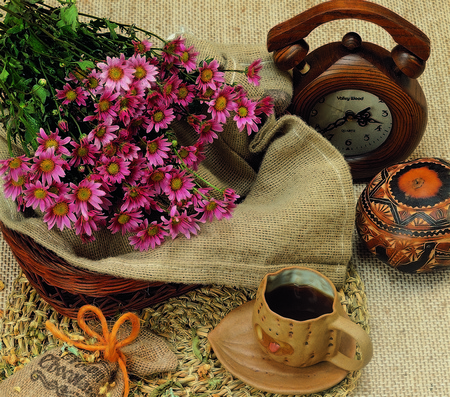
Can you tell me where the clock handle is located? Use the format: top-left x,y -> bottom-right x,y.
268,0 -> 430,76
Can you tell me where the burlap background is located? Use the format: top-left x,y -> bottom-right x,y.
0,0 -> 449,396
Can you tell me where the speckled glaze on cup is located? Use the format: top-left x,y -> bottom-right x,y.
252,267 -> 373,371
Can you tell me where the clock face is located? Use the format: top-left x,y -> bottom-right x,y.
308,89 -> 393,156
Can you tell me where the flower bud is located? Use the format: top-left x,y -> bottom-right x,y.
38,78 -> 47,87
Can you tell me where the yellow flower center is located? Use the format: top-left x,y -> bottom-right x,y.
151,171 -> 164,182
238,106 -> 248,117
153,111 -> 164,123
206,201 -> 218,211
148,142 -> 159,154
96,127 -> 106,138
134,66 -> 146,80
200,68 -> 213,83
77,187 -> 92,202
129,188 -> 140,198
179,148 -> 189,159
11,176 -> 25,187
107,162 -> 120,175
108,66 -> 124,81
118,214 -> 130,225
177,86 -> 188,100
9,157 -> 22,169
87,77 -> 99,90
203,88 -> 214,99
52,201 -> 69,217
170,177 -> 182,191
98,99 -> 111,112
214,96 -> 227,111
65,90 -> 77,101
34,188 -> 48,200
147,225 -> 159,237
45,139 -> 58,150
40,159 -> 55,173
164,83 -> 173,96
181,51 -> 189,63
77,147 -> 88,157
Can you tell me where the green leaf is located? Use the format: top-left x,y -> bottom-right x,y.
75,60 -> 96,71
6,24 -> 24,35
27,34 -> 47,54
31,84 -> 49,104
57,4 -> 79,32
0,64 -> 9,82
105,20 -> 118,40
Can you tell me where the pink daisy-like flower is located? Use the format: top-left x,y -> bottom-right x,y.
132,39 -> 152,55
186,114 -> 207,133
208,85 -> 237,124
174,145 -> 198,168
128,219 -> 168,251
162,37 -> 185,64
161,169 -> 195,202
47,181 -> 70,197
196,197 -> 233,223
255,95 -> 275,116
87,90 -> 121,123
0,155 -> 30,181
246,59 -> 263,86
97,156 -> 131,184
233,97 -> 261,135
144,136 -> 172,166
160,74 -> 181,105
177,45 -> 199,72
97,54 -> 135,92
2,173 -> 27,201
174,82 -> 195,107
69,138 -> 100,167
128,54 -> 158,89
83,69 -> 102,95
108,210 -> 143,235
68,178 -> 106,218
23,180 -> 58,212
145,104 -> 175,133
120,184 -> 153,211
87,123 -> 120,149
35,128 -> 71,157
196,59 -> 225,93
56,83 -> 88,106
161,210 -> 200,240
117,94 -> 141,126
73,210 -> 107,237
117,141 -> 139,161
146,165 -> 173,194
43,198 -> 77,231
198,118 -> 223,144
31,150 -> 67,185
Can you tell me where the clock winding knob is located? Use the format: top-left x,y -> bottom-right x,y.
391,45 -> 426,79
273,39 -> 309,71
342,32 -> 362,51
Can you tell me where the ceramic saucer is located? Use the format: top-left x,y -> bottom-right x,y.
208,300 -> 356,395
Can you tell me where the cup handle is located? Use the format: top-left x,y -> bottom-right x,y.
326,315 -> 373,371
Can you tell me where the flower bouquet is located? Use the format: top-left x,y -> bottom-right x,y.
0,0 -> 274,251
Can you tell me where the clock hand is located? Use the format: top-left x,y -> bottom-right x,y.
354,107 -> 383,127
318,110 -> 355,134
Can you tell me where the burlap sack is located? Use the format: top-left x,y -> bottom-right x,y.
0,36 -> 354,288
0,326 -> 178,397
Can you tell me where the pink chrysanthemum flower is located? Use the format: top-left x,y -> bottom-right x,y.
129,219 -> 168,251
97,156 -> 131,184
132,39 -> 152,55
233,97 -> 261,135
177,45 -> 199,72
23,180 -> 58,212
117,141 -> 139,161
68,179 -> 107,218
43,198 -> 78,231
174,83 -> 195,107
87,123 -> 120,149
0,155 -> 30,180
208,85 -> 237,124
74,210 -> 107,237
117,94 -> 142,126
128,54 -> 158,89
2,173 -> 27,201
186,114 -> 207,132
198,119 -> 223,144
144,136 -> 172,166
255,95 -> 275,116
145,104 -> 175,133
56,83 -> 88,106
69,138 -> 99,167
246,59 -> 263,86
174,145 -> 198,168
160,74 -> 181,104
196,197 -> 233,223
121,184 -> 153,211
35,128 -> 71,157
162,37 -> 185,64
47,181 -> 70,198
161,169 -> 195,202
108,210 -> 143,235
97,54 -> 135,92
161,210 -> 200,240
196,59 -> 225,93
145,165 -> 173,194
31,150 -> 67,185
83,69 -> 102,95
87,90 -> 121,123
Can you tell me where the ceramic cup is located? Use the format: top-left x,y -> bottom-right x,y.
252,266 -> 373,371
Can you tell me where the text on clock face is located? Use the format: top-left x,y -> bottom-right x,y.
337,96 -> 364,101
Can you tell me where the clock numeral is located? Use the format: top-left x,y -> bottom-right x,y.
310,109 -> 318,117
364,134 -> 370,141
318,96 -> 325,104
345,139 -> 352,146
374,125 -> 382,131
382,110 -> 389,117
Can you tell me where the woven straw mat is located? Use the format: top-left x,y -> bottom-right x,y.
1,0 -> 449,396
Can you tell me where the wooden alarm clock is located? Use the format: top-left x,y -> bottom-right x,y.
267,0 -> 431,180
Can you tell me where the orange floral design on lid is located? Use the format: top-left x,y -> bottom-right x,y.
397,166 -> 443,199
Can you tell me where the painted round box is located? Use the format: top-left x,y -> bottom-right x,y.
356,157 -> 450,273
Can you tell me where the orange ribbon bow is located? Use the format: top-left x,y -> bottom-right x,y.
45,304 -> 140,397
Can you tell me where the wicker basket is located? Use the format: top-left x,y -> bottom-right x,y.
0,221 -> 199,319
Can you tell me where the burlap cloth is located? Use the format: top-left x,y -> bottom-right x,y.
0,0 -> 449,396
